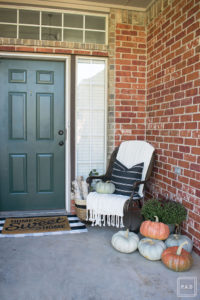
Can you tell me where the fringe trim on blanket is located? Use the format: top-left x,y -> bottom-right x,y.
86,210 -> 124,228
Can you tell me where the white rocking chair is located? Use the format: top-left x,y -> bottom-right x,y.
86,141 -> 155,228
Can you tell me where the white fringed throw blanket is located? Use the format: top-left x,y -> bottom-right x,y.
86,192 -> 129,227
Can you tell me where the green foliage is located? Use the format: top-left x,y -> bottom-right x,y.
141,199 -> 187,225
89,169 -> 99,177
88,169 -> 99,192
141,199 -> 163,222
161,201 -> 187,224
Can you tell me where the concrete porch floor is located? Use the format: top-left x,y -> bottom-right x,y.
0,224 -> 199,300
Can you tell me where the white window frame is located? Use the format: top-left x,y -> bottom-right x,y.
0,5 -> 108,44
75,56 -> 107,179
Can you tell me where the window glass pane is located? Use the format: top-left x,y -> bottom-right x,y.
42,12 -> 61,26
0,8 -> 16,23
76,59 -> 106,180
64,14 -> 83,28
0,24 -> 16,38
19,26 -> 39,39
91,138 -> 104,161
77,111 -> 90,135
64,29 -> 83,42
85,31 -> 105,44
77,84 -> 90,109
76,163 -> 91,179
42,27 -> 61,41
91,86 -> 105,109
85,16 -> 105,30
92,112 -> 105,136
0,8 -> 107,44
77,137 -> 90,161
19,10 -> 40,25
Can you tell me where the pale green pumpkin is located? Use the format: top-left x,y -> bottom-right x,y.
95,181 -> 115,194
165,234 -> 193,253
138,238 -> 166,261
111,229 -> 139,253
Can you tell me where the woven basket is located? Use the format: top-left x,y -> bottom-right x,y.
75,199 -> 87,221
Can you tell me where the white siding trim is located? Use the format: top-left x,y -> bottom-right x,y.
0,0 -> 147,12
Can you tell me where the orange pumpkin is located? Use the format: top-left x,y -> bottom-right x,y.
140,216 -> 170,240
162,241 -> 193,272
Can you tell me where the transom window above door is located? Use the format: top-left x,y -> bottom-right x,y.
0,7 -> 107,44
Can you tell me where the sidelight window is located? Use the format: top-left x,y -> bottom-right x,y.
76,58 -> 107,179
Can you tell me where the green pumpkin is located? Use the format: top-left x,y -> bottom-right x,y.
138,238 -> 166,261
96,181 -> 115,194
165,234 -> 193,253
111,229 -> 139,253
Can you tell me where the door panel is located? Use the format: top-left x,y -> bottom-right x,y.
0,59 -> 65,211
36,153 -> 54,192
9,92 -> 27,140
9,154 -> 27,193
36,93 -> 54,140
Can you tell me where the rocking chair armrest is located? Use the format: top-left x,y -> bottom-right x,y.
86,175 -> 108,186
129,180 -> 147,202
132,180 -> 147,190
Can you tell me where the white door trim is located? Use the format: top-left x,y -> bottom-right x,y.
0,52 -> 71,212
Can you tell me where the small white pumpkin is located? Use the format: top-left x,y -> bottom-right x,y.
111,229 -> 139,253
96,181 -> 115,194
138,238 -> 166,261
165,234 -> 193,253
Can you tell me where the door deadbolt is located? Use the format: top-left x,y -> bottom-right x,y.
59,141 -> 64,146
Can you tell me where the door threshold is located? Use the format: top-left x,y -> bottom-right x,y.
0,209 -> 68,218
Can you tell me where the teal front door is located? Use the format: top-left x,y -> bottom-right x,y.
0,59 -> 65,211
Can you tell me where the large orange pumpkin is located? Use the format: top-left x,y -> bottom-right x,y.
161,241 -> 193,272
140,216 -> 170,240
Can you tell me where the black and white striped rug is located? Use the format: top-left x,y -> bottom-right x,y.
0,215 -> 87,237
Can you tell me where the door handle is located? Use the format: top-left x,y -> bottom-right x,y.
59,141 -> 64,146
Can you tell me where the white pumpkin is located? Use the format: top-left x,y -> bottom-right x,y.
96,181 -> 115,194
111,229 -> 139,253
138,238 -> 166,261
165,234 -> 193,253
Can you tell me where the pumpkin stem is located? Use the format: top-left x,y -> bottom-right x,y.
173,234 -> 179,240
176,241 -> 188,255
125,229 -> 129,238
154,216 -> 159,222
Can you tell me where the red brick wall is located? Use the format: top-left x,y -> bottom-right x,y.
146,0 -> 200,254
115,24 -> 146,146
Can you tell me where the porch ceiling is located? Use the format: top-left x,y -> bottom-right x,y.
78,0 -> 153,9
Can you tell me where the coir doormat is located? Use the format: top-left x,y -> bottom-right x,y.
0,215 -> 87,237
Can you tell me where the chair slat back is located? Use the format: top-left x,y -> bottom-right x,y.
116,141 -> 155,196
